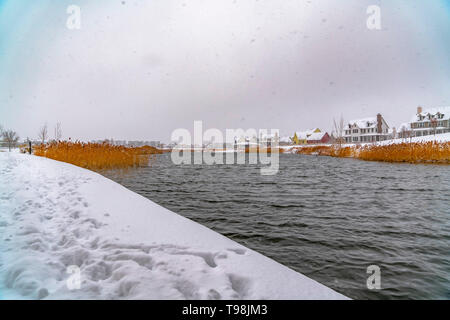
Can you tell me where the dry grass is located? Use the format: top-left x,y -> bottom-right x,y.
294,142 -> 450,164
34,141 -> 162,170
294,145 -> 356,158
358,142 -> 450,164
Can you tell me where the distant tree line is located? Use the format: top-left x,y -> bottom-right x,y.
0,122 -> 62,152
0,125 -> 20,151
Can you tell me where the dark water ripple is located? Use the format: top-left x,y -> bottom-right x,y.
102,154 -> 450,299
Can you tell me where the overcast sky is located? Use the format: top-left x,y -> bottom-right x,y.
1,0 -> 449,142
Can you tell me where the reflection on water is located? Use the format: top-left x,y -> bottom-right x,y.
101,153 -> 450,299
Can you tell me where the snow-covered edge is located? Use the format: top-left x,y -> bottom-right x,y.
0,152 -> 348,300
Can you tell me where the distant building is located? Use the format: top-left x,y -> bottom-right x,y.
306,132 -> 331,144
147,141 -> 161,148
259,132 -> 279,147
292,128 -> 321,145
409,106 -> 450,137
126,140 -> 160,147
343,114 -> 390,143
279,136 -> 293,146
128,141 -> 145,147
113,140 -> 128,146
234,136 -> 259,152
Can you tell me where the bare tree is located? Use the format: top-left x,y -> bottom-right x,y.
54,122 -> 62,141
2,129 -> 20,151
333,115 -> 345,148
38,124 -> 48,144
400,127 -> 407,142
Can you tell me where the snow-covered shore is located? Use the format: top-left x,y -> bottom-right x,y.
0,152 -> 347,300
378,132 -> 450,145
280,132 -> 450,153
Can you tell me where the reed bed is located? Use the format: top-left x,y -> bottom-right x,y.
34,141 -> 162,170
294,145 -> 356,158
294,142 -> 449,164
358,141 -> 450,164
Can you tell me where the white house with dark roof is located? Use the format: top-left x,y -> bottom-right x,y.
279,136 -> 292,146
343,114 -> 390,143
409,106 -> 450,137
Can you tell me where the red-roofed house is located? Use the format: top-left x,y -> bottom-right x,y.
306,132 -> 331,144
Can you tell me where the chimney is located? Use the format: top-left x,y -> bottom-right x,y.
377,113 -> 382,134
417,106 -> 423,114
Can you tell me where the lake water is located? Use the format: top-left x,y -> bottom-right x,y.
102,153 -> 450,299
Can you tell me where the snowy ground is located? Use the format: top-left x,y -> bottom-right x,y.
280,132 -> 450,152
378,132 -> 450,145
0,152 -> 347,300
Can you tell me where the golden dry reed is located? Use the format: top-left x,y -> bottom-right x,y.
294,142 -> 449,164
34,141 -> 162,170
358,142 -> 450,164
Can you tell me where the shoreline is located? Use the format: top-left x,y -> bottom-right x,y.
0,152 -> 347,300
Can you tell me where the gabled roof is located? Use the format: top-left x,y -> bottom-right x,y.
294,128 -> 320,139
307,132 -> 328,141
347,117 -> 378,129
411,106 -> 450,122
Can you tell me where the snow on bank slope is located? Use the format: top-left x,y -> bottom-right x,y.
281,133 -> 450,152
0,153 -> 347,300
379,132 -> 450,145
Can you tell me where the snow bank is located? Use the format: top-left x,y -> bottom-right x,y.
0,152 -> 347,300
280,133 -> 450,152
378,132 -> 450,145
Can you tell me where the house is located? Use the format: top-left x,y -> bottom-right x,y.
292,128 -> 321,145
409,106 -> 450,137
279,136 -> 293,146
306,132 -> 331,144
235,136 -> 259,151
343,114 -> 390,143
